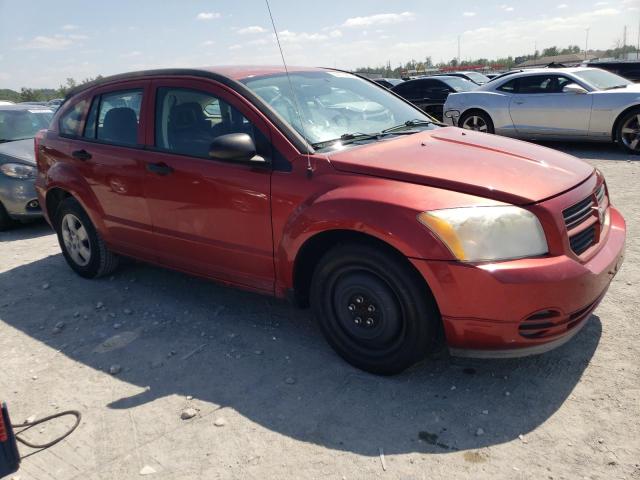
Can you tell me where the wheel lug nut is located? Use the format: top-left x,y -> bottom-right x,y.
366,318 -> 374,327
354,317 -> 362,325
355,296 -> 364,304
348,304 -> 355,312
367,305 -> 375,313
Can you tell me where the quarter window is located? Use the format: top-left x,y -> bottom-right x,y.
59,99 -> 89,136
154,87 -> 259,159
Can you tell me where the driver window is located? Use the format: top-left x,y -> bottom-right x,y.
155,87 -> 256,159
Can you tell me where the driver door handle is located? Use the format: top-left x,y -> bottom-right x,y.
146,162 -> 174,176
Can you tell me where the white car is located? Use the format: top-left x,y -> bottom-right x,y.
0,100 -> 16,106
442,67 -> 640,154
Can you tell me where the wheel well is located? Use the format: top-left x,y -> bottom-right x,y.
612,105 -> 640,141
45,188 -> 72,222
460,108 -> 491,122
292,230 -> 430,308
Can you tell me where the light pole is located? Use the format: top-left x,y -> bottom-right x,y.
585,27 -> 590,60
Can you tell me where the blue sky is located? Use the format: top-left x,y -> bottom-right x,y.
0,0 -> 637,89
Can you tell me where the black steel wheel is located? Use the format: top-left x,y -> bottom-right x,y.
310,243 -> 441,375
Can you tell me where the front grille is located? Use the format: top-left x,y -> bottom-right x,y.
562,184 -> 607,256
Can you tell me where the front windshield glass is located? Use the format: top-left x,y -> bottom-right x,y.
0,109 -> 53,142
573,69 -> 631,90
441,77 -> 477,92
463,72 -> 490,83
242,71 -> 435,147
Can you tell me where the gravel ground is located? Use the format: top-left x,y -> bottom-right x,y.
0,141 -> 638,480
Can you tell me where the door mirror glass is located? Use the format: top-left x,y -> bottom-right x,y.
562,83 -> 588,94
209,133 -> 264,163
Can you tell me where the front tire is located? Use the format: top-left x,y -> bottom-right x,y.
616,109 -> 640,155
459,110 -> 495,134
0,202 -> 16,231
310,244 -> 441,375
54,197 -> 119,278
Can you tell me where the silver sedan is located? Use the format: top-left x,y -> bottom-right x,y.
442,67 -> 640,154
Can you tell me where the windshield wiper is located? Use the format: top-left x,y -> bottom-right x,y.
311,132 -> 380,149
381,119 -> 434,134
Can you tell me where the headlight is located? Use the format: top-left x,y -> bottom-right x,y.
0,163 -> 36,179
417,206 -> 548,262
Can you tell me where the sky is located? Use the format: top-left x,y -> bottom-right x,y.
0,0 -> 638,89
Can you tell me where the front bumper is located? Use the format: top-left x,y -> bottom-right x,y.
411,207 -> 626,358
0,176 -> 42,220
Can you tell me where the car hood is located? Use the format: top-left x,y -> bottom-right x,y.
0,138 -> 35,165
327,127 -> 594,205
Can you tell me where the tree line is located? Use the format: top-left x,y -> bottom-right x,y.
0,76 -> 103,103
355,44 -> 640,77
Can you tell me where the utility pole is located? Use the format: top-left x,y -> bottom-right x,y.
623,25 -> 627,59
457,35 -> 461,64
585,28 -> 590,60
637,16 -> 639,60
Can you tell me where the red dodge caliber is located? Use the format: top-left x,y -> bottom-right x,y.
35,67 -> 626,374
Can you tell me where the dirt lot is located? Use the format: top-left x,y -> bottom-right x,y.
0,142 -> 638,480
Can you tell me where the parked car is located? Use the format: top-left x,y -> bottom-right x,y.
443,67 -> 640,154
431,71 -> 491,85
47,98 -> 65,110
373,78 -> 404,89
584,60 -> 640,83
36,66 -> 625,374
0,104 -> 54,229
0,100 -> 15,106
391,75 -> 477,119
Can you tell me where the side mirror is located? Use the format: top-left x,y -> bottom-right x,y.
562,83 -> 588,95
209,133 -> 266,164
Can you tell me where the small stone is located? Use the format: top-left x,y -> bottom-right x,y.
96,302 -> 104,309
284,377 -> 296,385
597,438 -> 604,444
113,323 -> 122,329
626,281 -> 632,286
25,415 -> 36,423
55,321 -> 65,330
139,465 -> 156,475
41,283 -> 50,290
505,391 -> 511,396
109,312 -> 116,318
73,312 -> 80,318
186,395 -> 193,400
150,360 -> 164,369
109,365 -> 122,375
254,350 -> 263,355
181,408 -> 197,420
31,375 -> 38,381
214,417 -> 227,427
476,428 -> 485,436
481,410 -> 489,415
450,386 -> 456,391
124,308 -> 133,315
518,434 -> 528,444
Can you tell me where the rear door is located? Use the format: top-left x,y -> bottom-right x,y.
509,74 -> 593,136
58,81 -> 155,259
138,78 -> 274,293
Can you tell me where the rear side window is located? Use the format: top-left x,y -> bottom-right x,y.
83,89 -> 143,146
498,79 -> 517,93
154,87 -> 260,159
59,99 -> 89,136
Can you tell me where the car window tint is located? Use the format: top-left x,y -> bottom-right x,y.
497,79 -> 517,93
516,75 -> 565,94
59,99 -> 89,136
95,89 -> 143,146
155,87 -> 258,159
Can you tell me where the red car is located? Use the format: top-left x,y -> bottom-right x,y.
35,66 -> 626,375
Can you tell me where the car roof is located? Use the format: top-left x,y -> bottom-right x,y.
0,104 -> 54,111
65,65 -> 328,98
477,67 -> 599,90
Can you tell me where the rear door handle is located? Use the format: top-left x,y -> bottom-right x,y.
514,101 -> 525,105
71,149 -> 92,161
146,162 -> 174,176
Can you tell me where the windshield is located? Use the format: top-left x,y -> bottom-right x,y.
242,71 -> 435,147
441,77 -> 477,92
0,109 -> 53,142
573,69 -> 631,90
463,72 -> 490,84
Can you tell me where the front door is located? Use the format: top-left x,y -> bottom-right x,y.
508,74 -> 593,136
139,79 -> 274,293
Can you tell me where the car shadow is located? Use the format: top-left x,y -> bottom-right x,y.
534,141 -> 637,161
0,254 -> 601,455
0,220 -> 52,242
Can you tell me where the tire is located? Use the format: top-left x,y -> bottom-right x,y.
54,197 -> 119,278
616,109 -> 640,155
459,110 -> 495,134
0,202 -> 16,231
310,243 -> 441,375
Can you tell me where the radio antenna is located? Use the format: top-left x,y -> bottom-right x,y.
264,0 -> 313,177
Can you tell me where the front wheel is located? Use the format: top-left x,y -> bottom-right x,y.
55,197 -> 119,278
459,111 -> 495,134
616,109 -> 640,155
310,244 -> 441,375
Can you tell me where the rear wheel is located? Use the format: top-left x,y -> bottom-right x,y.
616,109 -> 640,155
55,197 -> 119,278
310,244 -> 441,375
460,110 -> 494,134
